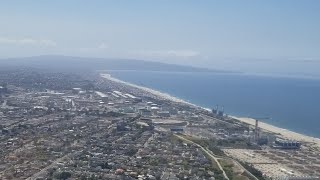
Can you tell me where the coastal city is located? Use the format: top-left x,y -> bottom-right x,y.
1,0 -> 320,179
0,68 -> 319,180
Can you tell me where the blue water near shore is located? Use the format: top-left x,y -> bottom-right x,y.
109,71 -> 320,138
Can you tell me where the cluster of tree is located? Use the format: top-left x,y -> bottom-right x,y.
124,146 -> 138,156
240,162 -> 265,180
49,171 -> 72,180
221,161 -> 234,180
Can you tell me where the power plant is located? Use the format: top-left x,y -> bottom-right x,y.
249,117 -> 271,142
212,105 -> 224,117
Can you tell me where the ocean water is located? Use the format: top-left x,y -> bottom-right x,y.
108,71 -> 320,138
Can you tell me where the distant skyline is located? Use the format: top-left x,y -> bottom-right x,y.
0,0 -> 320,76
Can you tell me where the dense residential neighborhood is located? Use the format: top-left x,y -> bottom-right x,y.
0,69 -> 319,180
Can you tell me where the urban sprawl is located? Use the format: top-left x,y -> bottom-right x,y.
0,69 -> 319,180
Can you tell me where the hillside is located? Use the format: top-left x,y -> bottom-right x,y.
0,55 -> 229,73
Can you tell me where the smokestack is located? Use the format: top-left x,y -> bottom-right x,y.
255,119 -> 259,141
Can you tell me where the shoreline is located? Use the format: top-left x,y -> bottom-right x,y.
101,74 -> 198,107
101,73 -> 320,147
231,116 -> 320,146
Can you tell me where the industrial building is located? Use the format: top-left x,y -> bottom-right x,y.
273,138 -> 301,149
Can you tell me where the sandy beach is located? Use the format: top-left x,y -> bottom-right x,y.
231,116 -> 320,147
101,73 -> 197,106
101,73 -> 320,147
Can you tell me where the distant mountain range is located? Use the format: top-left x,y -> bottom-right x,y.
0,55 -> 234,73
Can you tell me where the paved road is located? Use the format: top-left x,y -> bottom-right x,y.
175,134 -> 259,180
26,154 -> 68,180
174,134 -> 229,180
207,148 -> 259,180
197,114 -> 260,180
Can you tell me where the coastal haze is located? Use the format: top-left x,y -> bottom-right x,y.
1,1 -> 320,78
1,1 -> 320,180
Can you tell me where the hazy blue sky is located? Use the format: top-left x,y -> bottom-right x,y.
0,1 -> 320,76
